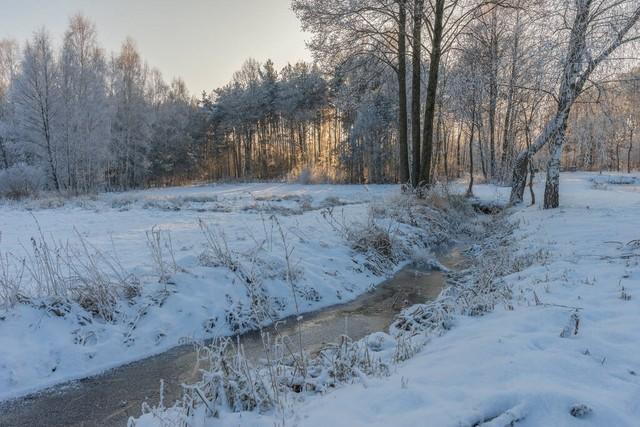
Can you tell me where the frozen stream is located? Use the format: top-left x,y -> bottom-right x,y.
0,247 -> 465,427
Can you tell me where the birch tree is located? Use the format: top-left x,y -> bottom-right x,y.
59,14 -> 110,192
509,0 -> 640,208
109,38 -> 151,189
0,39 -> 19,170
13,30 -> 61,191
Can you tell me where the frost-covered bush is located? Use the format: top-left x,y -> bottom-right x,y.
7,225 -> 140,320
198,219 -> 275,326
287,165 -> 332,184
391,297 -> 456,337
591,175 -> 639,188
132,331 -> 396,426
321,207 -> 401,274
297,167 -> 313,184
391,210 -> 533,339
0,163 -> 47,199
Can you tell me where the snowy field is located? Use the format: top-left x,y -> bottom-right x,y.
0,183 -> 444,400
135,172 -> 640,426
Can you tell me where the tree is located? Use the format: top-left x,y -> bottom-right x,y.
509,0 -> 640,208
293,0 -> 411,182
0,39 -> 19,170
411,0 -> 424,186
149,78 -> 196,185
59,14 -> 110,192
109,38 -> 151,189
14,29 -> 61,191
398,0 -> 410,183
419,0 -> 499,186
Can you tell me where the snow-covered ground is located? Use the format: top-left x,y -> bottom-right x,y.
0,183 -> 443,400
136,172 -> 640,426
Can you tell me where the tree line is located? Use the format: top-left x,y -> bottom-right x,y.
0,14 -> 404,197
0,16 -> 203,194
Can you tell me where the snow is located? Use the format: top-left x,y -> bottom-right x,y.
0,182 -> 435,400
137,172 -> 640,426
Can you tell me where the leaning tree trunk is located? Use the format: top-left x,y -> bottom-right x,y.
509,0 -> 593,206
543,127 -> 566,209
510,115 -> 564,204
536,0 -> 639,208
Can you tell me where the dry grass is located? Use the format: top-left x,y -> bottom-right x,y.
1,219 -> 140,320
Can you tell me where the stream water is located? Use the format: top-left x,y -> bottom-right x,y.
0,247 -> 464,427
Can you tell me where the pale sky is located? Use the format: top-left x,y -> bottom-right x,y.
0,0 -> 312,94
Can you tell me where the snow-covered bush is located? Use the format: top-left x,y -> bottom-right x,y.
392,211 -> 550,342
391,296 -> 456,337
0,163 -> 47,199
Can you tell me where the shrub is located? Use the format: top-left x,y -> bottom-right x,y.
0,163 -> 47,199
287,165 -> 332,184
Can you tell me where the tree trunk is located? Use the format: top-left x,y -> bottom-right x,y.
501,10 -> 521,182
442,124 -> 449,179
528,161 -> 535,206
456,125 -> 462,177
0,136 -> 8,169
466,117 -> 475,197
628,128 -> 633,173
478,129 -> 487,180
45,135 -> 60,192
419,0 -> 444,186
510,116 -> 565,204
487,8 -> 498,180
410,0 -> 423,187
543,127 -> 566,209
510,151 -> 529,204
397,0 -> 410,183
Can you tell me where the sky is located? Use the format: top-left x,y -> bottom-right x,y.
0,0 -> 312,94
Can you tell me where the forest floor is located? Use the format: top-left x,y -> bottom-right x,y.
129,172 -> 639,427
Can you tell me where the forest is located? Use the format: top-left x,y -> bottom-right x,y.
0,1 -> 638,205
